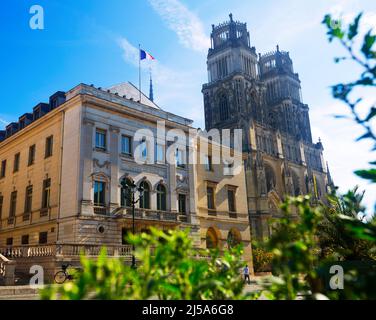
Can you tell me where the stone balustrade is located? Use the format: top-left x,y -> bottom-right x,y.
122,208 -> 178,222
0,244 -> 133,259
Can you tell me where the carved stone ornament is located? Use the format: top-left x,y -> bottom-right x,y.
93,159 -> 111,169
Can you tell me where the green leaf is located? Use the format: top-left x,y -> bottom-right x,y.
354,169 -> 376,182
361,31 -> 376,58
348,13 -> 362,40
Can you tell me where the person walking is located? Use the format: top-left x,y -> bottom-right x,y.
243,265 -> 250,284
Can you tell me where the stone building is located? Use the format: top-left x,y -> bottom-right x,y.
202,14 -> 332,239
195,135 -> 253,268
0,81 -> 252,281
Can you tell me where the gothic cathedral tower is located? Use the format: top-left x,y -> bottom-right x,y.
202,14 -> 333,239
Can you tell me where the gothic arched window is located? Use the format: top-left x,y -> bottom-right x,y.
265,165 -> 276,193
292,171 -> 301,196
156,183 -> 167,211
219,93 -> 229,121
139,181 -> 150,209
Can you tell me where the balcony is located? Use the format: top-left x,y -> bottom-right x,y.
207,209 -> 217,216
120,208 -> 178,222
229,212 -> 238,219
40,208 -> 49,217
0,244 -> 133,259
23,213 -> 30,221
7,217 -> 15,226
93,206 -> 108,215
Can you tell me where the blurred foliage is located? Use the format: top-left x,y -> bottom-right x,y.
261,196 -> 322,300
318,187 -> 375,261
41,228 -> 257,300
259,193 -> 376,300
322,13 -> 376,201
251,240 -> 273,273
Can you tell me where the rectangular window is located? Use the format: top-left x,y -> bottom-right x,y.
155,144 -> 164,163
176,149 -> 185,168
6,238 -> 13,246
21,235 -> 29,245
0,160 -> 6,178
41,179 -> 51,209
13,153 -> 20,173
178,194 -> 186,214
45,135 -> 53,158
9,191 -> 17,218
39,232 -> 48,244
121,135 -> 132,155
24,185 -> 33,214
228,189 -> 236,213
28,145 -> 36,166
207,187 -> 215,210
94,181 -> 106,206
95,129 -> 107,150
204,155 -> 213,171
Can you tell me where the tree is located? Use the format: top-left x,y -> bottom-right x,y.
322,13 -> 376,194
41,228 -> 257,300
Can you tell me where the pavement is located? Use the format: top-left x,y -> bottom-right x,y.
0,275 -> 271,300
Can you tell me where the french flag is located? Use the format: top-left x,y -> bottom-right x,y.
140,49 -> 155,61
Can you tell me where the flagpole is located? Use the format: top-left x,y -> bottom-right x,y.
138,44 -> 141,103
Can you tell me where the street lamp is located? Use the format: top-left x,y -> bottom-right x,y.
121,180 -> 144,269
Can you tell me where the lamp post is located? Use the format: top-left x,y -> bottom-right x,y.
121,180 -> 144,269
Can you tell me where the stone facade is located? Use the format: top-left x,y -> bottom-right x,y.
202,14 -> 333,239
0,81 -> 253,279
195,137 -> 253,269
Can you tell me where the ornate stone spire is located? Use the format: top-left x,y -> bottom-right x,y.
149,70 -> 154,102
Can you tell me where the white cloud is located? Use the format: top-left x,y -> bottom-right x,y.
0,117 -> 9,129
117,36 -> 204,124
148,0 -> 210,52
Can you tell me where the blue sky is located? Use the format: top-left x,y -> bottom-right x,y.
0,0 -> 375,213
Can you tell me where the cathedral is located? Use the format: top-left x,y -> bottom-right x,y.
202,14 -> 334,239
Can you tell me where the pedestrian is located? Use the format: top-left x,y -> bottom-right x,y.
243,264 -> 250,284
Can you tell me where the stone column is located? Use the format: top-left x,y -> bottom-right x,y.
300,141 -> 306,166
168,163 -> 177,212
109,126 -> 120,213
4,260 -> 16,286
276,131 -> 284,159
81,118 -> 95,215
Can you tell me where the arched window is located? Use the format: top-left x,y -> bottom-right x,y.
219,93 -> 229,121
265,165 -> 276,193
292,171 -> 301,196
206,227 -> 218,249
156,184 -> 167,211
139,181 -> 150,209
120,178 -> 132,207
227,228 -> 241,248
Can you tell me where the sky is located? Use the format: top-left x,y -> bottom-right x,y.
0,0 -> 375,213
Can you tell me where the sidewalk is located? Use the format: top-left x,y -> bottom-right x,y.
0,285 -> 40,299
